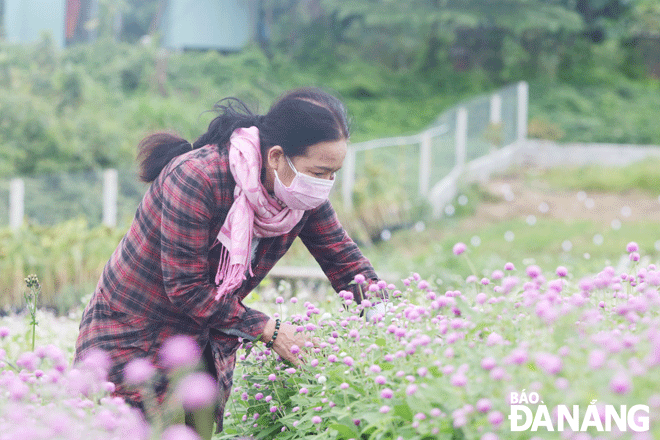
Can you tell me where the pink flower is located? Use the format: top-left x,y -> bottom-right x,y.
162,424 -> 201,440
380,405 -> 391,414
488,411 -> 504,427
453,242 -> 467,255
406,384 -> 418,396
610,372 -> 632,394
268,374 -> 277,381
340,382 -> 349,390
486,332 -> 504,346
535,353 -> 563,375
374,375 -> 387,385
312,416 -> 322,424
481,357 -> 496,370
175,372 -> 217,411
451,374 -> 467,387
588,350 -> 606,369
354,274 -> 366,284
381,388 -> 394,399
290,345 -> 300,354
0,327 -> 9,338
556,266 -> 568,277
124,358 -> 155,385
627,242 -> 639,253
630,252 -> 640,262
526,265 -> 542,279
504,262 -> 515,271
343,356 -> 354,366
476,398 -> 492,413
275,296 -> 284,304
159,335 -> 201,370
299,387 -> 308,394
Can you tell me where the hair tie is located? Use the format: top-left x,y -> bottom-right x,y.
253,114 -> 266,128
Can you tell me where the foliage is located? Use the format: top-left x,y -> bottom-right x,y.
535,158 -> 660,195
220,243 -> 660,439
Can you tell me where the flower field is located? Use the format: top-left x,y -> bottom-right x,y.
1,242 -> 660,439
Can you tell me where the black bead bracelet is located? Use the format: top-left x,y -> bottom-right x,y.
265,318 -> 281,349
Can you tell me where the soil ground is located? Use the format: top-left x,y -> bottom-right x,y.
466,170 -> 660,228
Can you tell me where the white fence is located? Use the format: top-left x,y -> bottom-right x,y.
3,82 -> 529,231
341,81 -> 528,213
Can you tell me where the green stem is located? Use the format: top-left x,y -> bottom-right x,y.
463,254 -> 478,278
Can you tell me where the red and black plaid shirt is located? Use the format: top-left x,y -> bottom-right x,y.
74,145 -> 378,430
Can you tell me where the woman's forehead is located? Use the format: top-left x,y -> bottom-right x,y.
301,139 -> 347,164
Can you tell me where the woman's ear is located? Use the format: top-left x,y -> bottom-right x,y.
266,145 -> 284,170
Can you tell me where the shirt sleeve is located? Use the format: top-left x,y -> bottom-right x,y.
159,160 -> 269,339
298,200 -> 378,303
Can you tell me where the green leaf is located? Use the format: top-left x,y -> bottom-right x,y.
375,337 -> 387,347
329,422 -> 358,438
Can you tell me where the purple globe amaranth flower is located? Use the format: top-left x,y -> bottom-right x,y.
340,382 -> 349,390
275,296 -> 284,304
268,373 -> 277,381
0,326 -> 9,338
481,357 -> 496,370
630,252 -> 640,262
159,335 -> 201,370
453,242 -> 467,255
176,372 -> 217,411
526,265 -> 542,279
354,274 -> 366,284
343,356 -> 354,366
610,372 -> 632,395
381,388 -> 394,399
476,398 -> 492,413
451,374 -> 467,387
16,352 -> 40,371
299,387 -> 309,394
627,242 -> 639,253
486,332 -> 504,346
535,352 -> 563,375
504,262 -> 515,271
488,411 -> 504,427
374,375 -> 387,385
124,357 -> 156,385
406,384 -> 418,396
556,266 -> 568,277
312,416 -> 322,424
162,424 -> 201,440
380,405 -> 391,414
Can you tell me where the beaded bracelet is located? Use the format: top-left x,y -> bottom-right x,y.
265,318 -> 281,349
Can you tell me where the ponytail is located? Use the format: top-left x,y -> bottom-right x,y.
137,133 -> 192,183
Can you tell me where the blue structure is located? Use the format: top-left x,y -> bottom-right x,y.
4,0 -> 67,47
3,0 -> 97,48
161,0 -> 256,51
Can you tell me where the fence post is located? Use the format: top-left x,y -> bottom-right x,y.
10,178 -> 24,231
490,93 -> 502,125
517,81 -> 529,143
103,169 -> 118,228
456,107 -> 468,172
342,148 -> 356,211
419,131 -> 432,197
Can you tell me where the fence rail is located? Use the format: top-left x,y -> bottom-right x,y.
2,82 -> 529,231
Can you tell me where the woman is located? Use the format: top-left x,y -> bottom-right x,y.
74,87 -> 385,436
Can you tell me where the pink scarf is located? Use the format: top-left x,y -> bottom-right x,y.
214,126 -> 304,301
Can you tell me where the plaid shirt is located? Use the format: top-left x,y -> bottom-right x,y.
74,145 -> 378,431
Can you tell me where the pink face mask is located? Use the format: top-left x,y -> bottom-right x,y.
274,156 -> 335,210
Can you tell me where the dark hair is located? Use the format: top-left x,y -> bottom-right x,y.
137,87 -> 349,183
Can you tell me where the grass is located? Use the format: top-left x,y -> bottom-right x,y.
527,158 -> 660,195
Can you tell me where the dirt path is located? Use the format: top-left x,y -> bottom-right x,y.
466,172 -> 660,227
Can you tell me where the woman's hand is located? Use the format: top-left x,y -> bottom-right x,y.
260,318 -> 308,366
